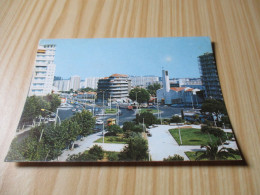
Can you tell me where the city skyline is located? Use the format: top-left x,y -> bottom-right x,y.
40,37 -> 213,79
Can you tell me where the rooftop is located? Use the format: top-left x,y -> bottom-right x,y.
170,87 -> 186,92
110,74 -> 128,78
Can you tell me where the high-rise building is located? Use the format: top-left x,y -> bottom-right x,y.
53,79 -> 70,91
129,76 -> 159,88
198,52 -> 223,100
97,74 -> 131,101
80,80 -> 85,89
28,44 -> 56,96
70,75 -> 81,90
84,77 -> 102,89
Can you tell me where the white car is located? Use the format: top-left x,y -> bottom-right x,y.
95,120 -> 103,125
48,117 -> 56,122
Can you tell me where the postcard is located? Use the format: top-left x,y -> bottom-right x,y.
5,37 -> 243,163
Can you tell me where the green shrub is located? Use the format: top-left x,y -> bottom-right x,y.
170,116 -> 183,123
163,154 -> 184,161
123,121 -> 135,132
107,153 -> 118,161
88,145 -> 104,160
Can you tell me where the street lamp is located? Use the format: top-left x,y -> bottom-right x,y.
177,123 -> 182,145
41,108 -> 61,126
135,91 -> 140,114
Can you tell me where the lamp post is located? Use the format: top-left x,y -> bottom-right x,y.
102,121 -> 105,143
135,91 -> 140,114
41,108 -> 61,126
116,103 -> 120,125
190,92 -> 194,109
177,123 -> 182,145
93,94 -> 96,116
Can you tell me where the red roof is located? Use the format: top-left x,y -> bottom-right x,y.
185,88 -> 193,92
110,73 -> 128,78
170,87 -> 185,92
87,92 -> 97,95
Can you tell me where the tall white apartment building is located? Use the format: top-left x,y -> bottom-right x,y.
129,76 -> 159,88
70,75 -> 81,90
84,77 -> 102,89
28,44 -> 56,96
53,79 -> 70,91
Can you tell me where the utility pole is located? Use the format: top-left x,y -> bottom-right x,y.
190,93 -> 194,109
156,97 -> 160,118
110,94 -> 112,110
103,91 -> 105,108
102,121 -> 105,143
135,92 -> 139,114
93,95 -> 95,116
178,123 -> 182,145
143,118 -> 145,132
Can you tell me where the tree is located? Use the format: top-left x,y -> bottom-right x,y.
132,125 -> 143,133
195,143 -> 237,161
123,121 -> 135,132
72,110 -> 95,136
107,152 -> 119,161
88,145 -> 104,160
79,87 -> 96,92
107,125 -> 123,135
201,125 -> 226,141
201,99 -> 227,115
20,96 -> 50,124
147,83 -> 161,96
129,88 -> 150,104
163,154 -> 184,161
118,136 -> 149,161
122,121 -> 143,133
136,112 -> 157,126
170,116 -> 183,123
43,94 -> 61,112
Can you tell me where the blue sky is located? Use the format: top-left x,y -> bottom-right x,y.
40,37 -> 213,79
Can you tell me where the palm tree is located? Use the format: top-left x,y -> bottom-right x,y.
195,143 -> 237,160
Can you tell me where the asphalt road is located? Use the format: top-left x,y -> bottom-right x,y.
58,103 -> 187,126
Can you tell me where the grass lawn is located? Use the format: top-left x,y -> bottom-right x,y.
94,136 -> 128,144
140,108 -> 160,114
105,108 -> 117,114
169,128 -> 220,145
185,151 -> 242,161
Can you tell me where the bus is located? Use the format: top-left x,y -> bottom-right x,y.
107,118 -> 116,126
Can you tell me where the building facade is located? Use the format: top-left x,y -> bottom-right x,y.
70,75 -> 81,91
156,70 -> 203,105
198,52 -> 223,100
53,79 -> 70,92
97,74 -> 131,101
28,44 -> 56,96
129,76 -> 159,88
84,77 -> 102,89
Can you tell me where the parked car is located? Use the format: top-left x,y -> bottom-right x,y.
95,120 -> 103,125
48,116 -> 56,122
